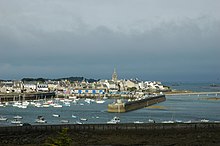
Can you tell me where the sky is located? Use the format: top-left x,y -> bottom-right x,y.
0,0 -> 220,82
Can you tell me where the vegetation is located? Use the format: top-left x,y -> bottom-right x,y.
21,77 -> 99,83
44,128 -> 72,146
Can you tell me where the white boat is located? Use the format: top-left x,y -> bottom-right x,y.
11,119 -> 22,124
76,121 -> 83,124
184,120 -> 192,123
13,115 -> 23,119
17,105 -> 27,108
52,114 -> 60,117
60,120 -> 69,123
0,116 -> 7,121
35,116 -> 47,123
63,102 -> 71,106
201,119 -> 209,123
148,119 -> 155,123
80,118 -> 87,121
162,120 -> 174,123
0,103 -> 5,107
107,116 -> 120,124
22,101 -> 29,106
72,115 -> 77,118
96,100 -> 105,104
134,121 -> 144,124
53,104 -> 62,108
175,120 -> 183,123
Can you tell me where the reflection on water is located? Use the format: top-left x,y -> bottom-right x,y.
0,94 -> 220,126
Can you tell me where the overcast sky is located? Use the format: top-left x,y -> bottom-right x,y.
0,0 -> 220,82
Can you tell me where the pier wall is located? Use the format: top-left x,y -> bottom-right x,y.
108,95 -> 166,112
0,92 -> 55,102
0,123 -> 220,145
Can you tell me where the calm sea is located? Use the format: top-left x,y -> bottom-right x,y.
0,82 -> 220,126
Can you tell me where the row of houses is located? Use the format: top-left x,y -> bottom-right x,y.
0,70 -> 170,95
0,79 -> 169,94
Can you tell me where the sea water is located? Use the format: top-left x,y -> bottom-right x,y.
0,83 -> 220,126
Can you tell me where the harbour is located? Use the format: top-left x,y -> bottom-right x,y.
0,92 -> 220,126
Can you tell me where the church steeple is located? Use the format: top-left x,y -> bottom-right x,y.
112,68 -> 118,82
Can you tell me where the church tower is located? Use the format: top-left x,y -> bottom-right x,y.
112,68 -> 118,82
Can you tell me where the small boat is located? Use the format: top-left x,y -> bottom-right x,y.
53,104 -> 62,108
162,120 -> 174,123
0,103 -> 5,107
96,100 -> 105,104
52,114 -> 60,117
200,119 -> 209,123
148,119 -> 155,123
175,120 -> 183,123
80,118 -> 87,121
0,116 -> 7,121
134,121 -> 144,124
13,115 -> 23,119
76,121 -> 83,124
35,116 -> 47,123
184,120 -> 192,123
11,119 -> 22,124
107,116 -> 120,124
60,120 -> 69,123
63,102 -> 71,107
72,115 -> 77,118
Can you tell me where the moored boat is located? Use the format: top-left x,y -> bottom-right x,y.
107,116 -> 120,124
11,119 -> 22,124
35,116 -> 47,123
13,115 -> 23,119
0,116 -> 7,121
52,114 -> 60,117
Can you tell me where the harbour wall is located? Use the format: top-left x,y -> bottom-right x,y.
0,92 -> 55,102
108,94 -> 166,112
0,123 -> 220,145
0,123 -> 219,133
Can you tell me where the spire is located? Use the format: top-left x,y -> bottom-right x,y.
112,68 -> 118,82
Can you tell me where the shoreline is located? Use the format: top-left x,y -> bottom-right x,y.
0,123 -> 220,145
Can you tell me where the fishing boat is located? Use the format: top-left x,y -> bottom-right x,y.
107,116 -> 120,124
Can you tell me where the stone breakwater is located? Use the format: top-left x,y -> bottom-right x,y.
108,95 -> 166,112
0,123 -> 220,145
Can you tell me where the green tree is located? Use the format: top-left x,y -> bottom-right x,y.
44,128 -> 72,146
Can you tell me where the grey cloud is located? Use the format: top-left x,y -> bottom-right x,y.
0,0 -> 220,81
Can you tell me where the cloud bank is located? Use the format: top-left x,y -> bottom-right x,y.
0,0 -> 220,81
